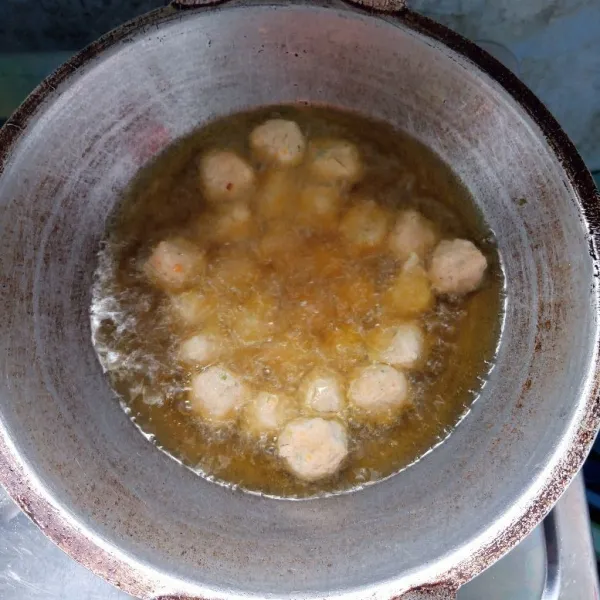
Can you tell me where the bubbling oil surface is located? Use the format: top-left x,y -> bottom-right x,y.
91,105 -> 503,498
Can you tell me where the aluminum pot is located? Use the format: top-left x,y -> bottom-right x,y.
0,0 -> 599,598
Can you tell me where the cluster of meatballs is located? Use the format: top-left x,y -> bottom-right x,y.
142,118 -> 488,483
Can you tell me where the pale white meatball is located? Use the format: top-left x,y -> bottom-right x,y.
169,290 -> 216,327
210,255 -> 261,292
308,139 -> 362,184
189,366 -> 249,423
369,322 -> 425,369
231,308 -> 273,344
298,184 -> 342,231
388,209 -> 437,263
145,239 -> 206,291
249,119 -> 306,167
429,239 -> 487,295
278,417 -> 348,482
178,334 -> 221,365
257,225 -> 302,264
212,202 -> 256,243
200,151 -> 255,203
254,170 -> 298,221
299,368 -> 345,414
339,200 -> 389,253
241,391 -> 297,437
230,294 -> 278,344
348,364 -> 410,416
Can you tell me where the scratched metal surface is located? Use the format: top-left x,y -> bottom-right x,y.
0,2 -> 599,598
0,1 -> 596,600
0,477 -> 596,599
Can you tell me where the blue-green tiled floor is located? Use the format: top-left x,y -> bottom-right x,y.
0,52 -> 73,119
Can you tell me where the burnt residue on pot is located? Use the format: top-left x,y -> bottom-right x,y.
444,371 -> 600,589
394,582 -> 459,599
172,0 -> 235,6
343,0 -> 407,13
0,436 -> 161,599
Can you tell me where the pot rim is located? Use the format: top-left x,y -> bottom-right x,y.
0,2 -> 599,598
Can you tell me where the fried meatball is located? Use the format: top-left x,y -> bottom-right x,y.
241,391 -> 297,437
307,139 -> 362,184
230,293 -> 278,344
212,202 -> 256,243
278,417 -> 348,482
388,209 -> 437,263
348,364 -> 410,417
145,238 -> 205,291
255,170 -> 299,221
383,255 -> 433,317
299,368 -> 346,414
189,366 -> 249,423
298,183 -> 342,231
368,322 -> 425,369
179,334 -> 222,366
429,239 -> 487,295
257,225 -> 303,266
339,199 -> 390,253
169,290 -> 217,327
200,151 -> 255,203
250,119 -> 306,167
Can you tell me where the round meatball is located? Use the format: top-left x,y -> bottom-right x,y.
257,225 -> 303,266
388,209 -> 437,263
368,322 -> 425,369
212,202 -> 256,243
323,324 -> 367,370
209,255 -> 261,294
241,391 -> 297,438
170,290 -> 217,327
200,151 -> 255,203
339,200 -> 390,253
429,239 -> 487,295
249,119 -> 306,167
383,256 -> 433,317
348,364 -> 410,416
298,184 -> 342,231
308,139 -> 362,184
278,417 -> 349,482
178,333 -> 221,365
189,366 -> 249,423
299,368 -> 345,414
230,294 -> 278,344
255,170 -> 298,220
145,238 -> 205,291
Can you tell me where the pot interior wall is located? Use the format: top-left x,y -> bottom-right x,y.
0,2 -> 597,597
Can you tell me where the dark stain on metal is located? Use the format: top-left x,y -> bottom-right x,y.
0,434 -> 158,599
344,0 -> 407,13
171,0 -> 232,7
155,596 -> 208,600
394,582 -> 459,599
